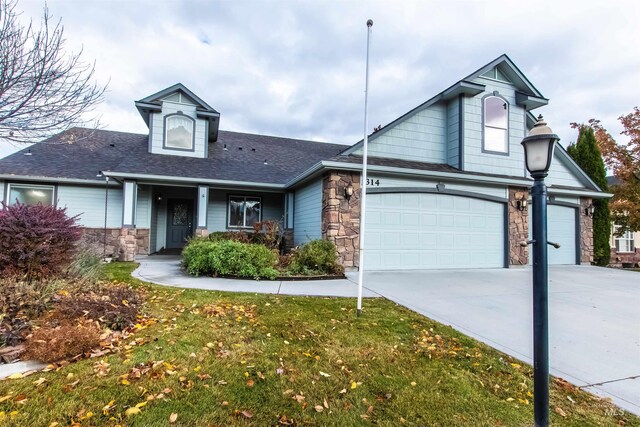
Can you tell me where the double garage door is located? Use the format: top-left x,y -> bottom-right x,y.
365,192 -> 505,270
364,192 -> 579,270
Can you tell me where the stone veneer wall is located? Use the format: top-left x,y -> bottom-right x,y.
579,198 -> 594,264
195,228 -> 209,238
118,228 -> 150,261
508,187 -> 529,266
80,228 -> 121,257
321,171 -> 361,269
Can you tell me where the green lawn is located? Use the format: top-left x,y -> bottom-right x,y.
0,262 -> 637,426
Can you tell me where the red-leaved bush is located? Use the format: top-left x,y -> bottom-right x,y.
0,202 -> 81,279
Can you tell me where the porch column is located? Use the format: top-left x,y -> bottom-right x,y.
196,185 -> 209,236
122,180 -> 137,228
118,180 -> 138,261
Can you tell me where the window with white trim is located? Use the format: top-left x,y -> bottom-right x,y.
228,196 -> 261,228
483,96 -> 509,153
7,183 -> 54,206
164,114 -> 195,150
615,229 -> 635,253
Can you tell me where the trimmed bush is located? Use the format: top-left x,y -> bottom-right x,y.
289,239 -> 343,275
23,321 -> 101,363
0,203 -> 81,280
55,284 -> 143,331
182,238 -> 278,280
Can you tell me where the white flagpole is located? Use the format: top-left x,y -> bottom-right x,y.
357,19 -> 373,317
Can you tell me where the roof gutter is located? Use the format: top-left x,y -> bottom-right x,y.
287,160 -> 533,188
0,174 -> 118,187
547,187 -> 612,199
103,171 -> 286,190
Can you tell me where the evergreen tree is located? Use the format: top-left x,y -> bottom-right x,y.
567,127 -> 611,265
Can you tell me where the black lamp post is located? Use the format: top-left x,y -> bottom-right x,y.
521,115 -> 559,427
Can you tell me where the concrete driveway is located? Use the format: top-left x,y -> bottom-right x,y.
357,266 -> 640,415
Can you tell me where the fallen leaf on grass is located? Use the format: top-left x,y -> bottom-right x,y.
125,407 -> 141,417
241,410 -> 253,418
169,412 -> 178,423
6,373 -> 24,380
246,379 -> 255,388
319,371 -> 330,377
33,377 -> 47,386
555,407 -> 567,417
314,405 -> 324,412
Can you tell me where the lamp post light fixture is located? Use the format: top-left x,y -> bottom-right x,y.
521,114 -> 559,427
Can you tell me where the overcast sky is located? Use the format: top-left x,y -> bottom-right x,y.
2,0 -> 639,158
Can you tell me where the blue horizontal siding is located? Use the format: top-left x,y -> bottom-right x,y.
354,104 -> 448,163
463,78 -> 526,177
57,185 -> 123,228
294,179 -> 322,245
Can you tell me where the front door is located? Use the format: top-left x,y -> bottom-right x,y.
166,199 -> 194,249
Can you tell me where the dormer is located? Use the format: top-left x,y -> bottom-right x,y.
135,83 -> 220,158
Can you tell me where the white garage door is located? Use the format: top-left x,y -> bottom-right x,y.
365,193 -> 505,270
529,204 -> 577,265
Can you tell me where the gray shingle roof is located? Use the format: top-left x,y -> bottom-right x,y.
0,128 -> 349,185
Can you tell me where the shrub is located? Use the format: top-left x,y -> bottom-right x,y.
0,278 -> 63,346
289,239 -> 343,275
208,221 -> 286,252
67,243 -> 104,283
182,237 -> 215,275
0,203 -> 81,280
208,230 -> 251,243
23,321 -> 101,363
183,239 -> 278,280
252,220 -> 283,250
55,284 -> 143,331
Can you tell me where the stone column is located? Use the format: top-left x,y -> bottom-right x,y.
580,197 -> 594,264
508,187 -> 529,266
322,171 -> 361,269
195,228 -> 209,238
118,228 -> 138,261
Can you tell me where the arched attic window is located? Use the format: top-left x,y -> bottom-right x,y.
483,95 -> 509,154
164,113 -> 195,150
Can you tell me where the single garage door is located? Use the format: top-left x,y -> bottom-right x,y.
365,192 -> 505,270
529,204 -> 577,265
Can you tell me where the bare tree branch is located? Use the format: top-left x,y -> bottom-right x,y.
0,0 -> 107,144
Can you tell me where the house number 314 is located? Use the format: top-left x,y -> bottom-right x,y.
366,179 -> 380,186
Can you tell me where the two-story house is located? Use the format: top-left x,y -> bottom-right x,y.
0,54 -> 607,270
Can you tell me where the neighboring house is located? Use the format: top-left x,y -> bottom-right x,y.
0,54 -> 607,270
607,176 -> 639,267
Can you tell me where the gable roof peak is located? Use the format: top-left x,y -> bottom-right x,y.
136,83 -> 218,113
466,54 -> 545,98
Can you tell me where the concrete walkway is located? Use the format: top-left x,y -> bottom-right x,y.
132,255 -> 378,298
